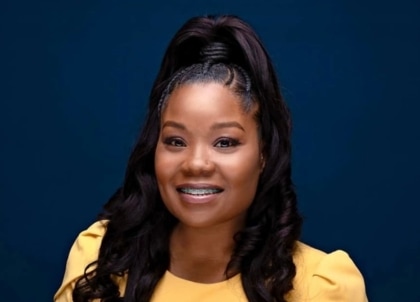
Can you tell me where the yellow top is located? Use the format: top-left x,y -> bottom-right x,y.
54,221 -> 368,302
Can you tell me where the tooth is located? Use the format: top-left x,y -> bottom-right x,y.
180,188 -> 220,195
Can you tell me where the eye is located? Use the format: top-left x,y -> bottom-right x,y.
214,138 -> 240,148
163,137 -> 186,147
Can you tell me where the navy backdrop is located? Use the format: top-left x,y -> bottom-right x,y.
1,0 -> 419,301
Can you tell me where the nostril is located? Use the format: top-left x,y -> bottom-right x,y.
182,157 -> 215,175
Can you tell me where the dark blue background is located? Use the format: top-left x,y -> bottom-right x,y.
1,0 -> 419,301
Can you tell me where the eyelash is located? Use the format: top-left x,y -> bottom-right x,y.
214,138 -> 240,148
164,137 -> 186,147
163,137 -> 240,148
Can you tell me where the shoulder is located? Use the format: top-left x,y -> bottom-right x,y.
288,241 -> 368,302
54,220 -> 108,301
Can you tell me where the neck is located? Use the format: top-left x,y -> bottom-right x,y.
169,222 -> 241,283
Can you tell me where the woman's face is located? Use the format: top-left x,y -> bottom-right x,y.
155,82 -> 263,230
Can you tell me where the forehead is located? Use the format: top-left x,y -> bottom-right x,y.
161,82 -> 253,122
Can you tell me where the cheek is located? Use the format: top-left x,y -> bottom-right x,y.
154,144 -> 171,187
221,151 -> 261,188
154,143 -> 185,192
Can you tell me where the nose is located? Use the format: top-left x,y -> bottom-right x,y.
181,145 -> 215,176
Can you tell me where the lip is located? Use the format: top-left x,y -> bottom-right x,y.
176,183 -> 224,204
176,183 -> 224,190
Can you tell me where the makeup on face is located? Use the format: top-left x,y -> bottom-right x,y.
154,82 -> 262,230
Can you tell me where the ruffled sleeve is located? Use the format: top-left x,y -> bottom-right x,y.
308,250 -> 368,302
54,220 -> 107,302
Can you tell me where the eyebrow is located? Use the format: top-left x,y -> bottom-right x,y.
162,121 -> 245,132
211,121 -> 245,132
162,121 -> 185,130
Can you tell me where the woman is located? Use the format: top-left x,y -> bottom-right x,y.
55,15 -> 368,302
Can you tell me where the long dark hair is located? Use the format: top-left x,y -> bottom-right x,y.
73,15 -> 302,302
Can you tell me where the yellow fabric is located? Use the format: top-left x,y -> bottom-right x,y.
54,221 -> 368,302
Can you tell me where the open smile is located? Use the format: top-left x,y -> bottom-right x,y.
177,188 -> 223,196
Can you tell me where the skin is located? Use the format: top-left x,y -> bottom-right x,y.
154,82 -> 264,283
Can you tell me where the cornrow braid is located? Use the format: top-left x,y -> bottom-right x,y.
157,64 -> 200,114
157,62 -> 254,116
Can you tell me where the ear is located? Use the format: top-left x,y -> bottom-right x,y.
260,154 -> 266,172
